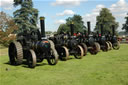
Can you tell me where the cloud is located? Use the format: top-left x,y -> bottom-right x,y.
83,4 -> 105,31
0,0 -> 14,10
51,0 -> 87,7
110,0 -> 128,13
56,10 -> 75,16
114,13 -> 127,17
54,19 -> 66,24
93,4 -> 105,13
82,0 -> 128,31
109,0 -> 128,18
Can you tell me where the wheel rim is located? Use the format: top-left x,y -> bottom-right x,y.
80,43 -> 87,56
106,42 -> 110,51
60,46 -> 69,60
106,42 -> 110,50
108,41 -> 113,50
49,51 -> 56,64
96,43 -> 101,52
47,40 -> 58,65
90,42 -> 99,54
50,56 -> 56,64
74,45 -> 84,59
27,50 -> 36,68
48,49 -> 58,65
113,41 -> 120,50
102,42 -> 109,51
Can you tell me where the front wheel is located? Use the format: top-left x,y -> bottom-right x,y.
59,46 -> 69,61
80,43 -> 87,56
74,45 -> 84,59
106,42 -> 111,50
27,50 -> 36,68
107,41 -> 113,50
90,42 -> 99,55
102,42 -> 109,52
113,41 -> 120,50
96,42 -> 101,52
47,40 -> 58,65
47,48 -> 58,65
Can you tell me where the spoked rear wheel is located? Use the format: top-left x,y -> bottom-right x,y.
113,41 -> 120,50
80,43 -> 87,56
59,46 -> 69,61
74,45 -> 84,59
47,40 -> 58,65
8,41 -> 23,65
27,50 -> 36,68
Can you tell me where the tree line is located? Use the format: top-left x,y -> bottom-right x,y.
0,0 -> 128,46
57,8 -> 128,35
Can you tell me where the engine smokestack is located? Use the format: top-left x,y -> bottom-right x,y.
70,22 -> 74,36
40,17 -> 45,37
87,22 -> 91,35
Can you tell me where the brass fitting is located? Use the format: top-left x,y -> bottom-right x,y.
40,17 -> 45,20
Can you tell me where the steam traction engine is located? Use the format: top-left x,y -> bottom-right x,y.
94,24 -> 110,51
49,22 -> 84,61
8,17 -> 58,68
76,22 -> 100,55
66,22 -> 84,59
105,25 -> 120,50
49,32 -> 69,60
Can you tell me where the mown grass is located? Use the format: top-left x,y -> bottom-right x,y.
0,44 -> 128,85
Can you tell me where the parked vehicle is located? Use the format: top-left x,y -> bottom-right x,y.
49,22 -> 84,60
8,17 -> 58,68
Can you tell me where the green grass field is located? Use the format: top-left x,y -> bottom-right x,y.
0,44 -> 128,85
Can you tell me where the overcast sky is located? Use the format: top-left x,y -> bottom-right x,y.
0,0 -> 128,32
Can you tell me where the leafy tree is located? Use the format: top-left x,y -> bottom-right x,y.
0,12 -> 18,46
57,14 -> 86,33
53,31 -> 57,34
57,24 -> 69,33
13,0 -> 38,33
95,8 -> 119,34
122,13 -> 128,33
66,14 -> 86,32
45,31 -> 52,35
